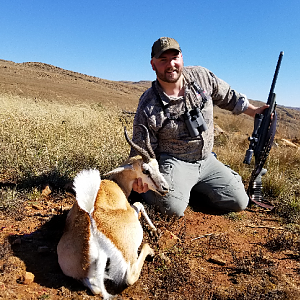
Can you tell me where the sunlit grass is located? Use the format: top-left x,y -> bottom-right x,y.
213,111 -> 300,224
1,93 -> 300,225
0,94 -> 131,190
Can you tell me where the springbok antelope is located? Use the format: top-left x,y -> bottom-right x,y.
57,125 -> 169,299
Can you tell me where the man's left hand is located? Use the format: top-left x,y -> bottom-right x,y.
244,103 -> 269,118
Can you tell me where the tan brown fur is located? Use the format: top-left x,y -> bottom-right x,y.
58,202 -> 91,278
123,155 -> 143,166
92,180 -> 141,264
108,155 -> 143,198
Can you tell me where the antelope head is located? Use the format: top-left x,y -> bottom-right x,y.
105,125 -> 169,197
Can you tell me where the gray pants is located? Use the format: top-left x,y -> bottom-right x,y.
142,153 -> 249,216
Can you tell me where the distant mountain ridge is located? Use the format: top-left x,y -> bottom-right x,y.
282,106 -> 300,111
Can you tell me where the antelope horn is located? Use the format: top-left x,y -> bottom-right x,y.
124,127 -> 151,163
137,124 -> 156,159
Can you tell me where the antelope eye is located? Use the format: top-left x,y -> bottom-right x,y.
142,169 -> 150,175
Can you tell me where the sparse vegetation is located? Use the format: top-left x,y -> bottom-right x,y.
213,108 -> 300,224
0,94 -> 131,191
1,82 -> 300,299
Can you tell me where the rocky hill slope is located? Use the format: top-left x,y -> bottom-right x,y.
0,59 -> 149,110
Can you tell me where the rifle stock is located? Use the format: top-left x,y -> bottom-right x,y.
254,93 -> 276,161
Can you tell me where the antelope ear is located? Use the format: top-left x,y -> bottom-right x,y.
104,164 -> 134,177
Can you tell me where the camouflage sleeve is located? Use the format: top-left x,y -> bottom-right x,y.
190,66 -> 249,114
212,75 -> 249,114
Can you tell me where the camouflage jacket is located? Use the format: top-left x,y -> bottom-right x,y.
130,66 -> 249,162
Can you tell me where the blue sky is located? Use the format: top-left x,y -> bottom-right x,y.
1,0 -> 299,107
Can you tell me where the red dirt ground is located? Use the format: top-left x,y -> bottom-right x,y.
1,190 -> 300,299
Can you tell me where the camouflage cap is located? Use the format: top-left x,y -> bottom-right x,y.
151,37 -> 181,59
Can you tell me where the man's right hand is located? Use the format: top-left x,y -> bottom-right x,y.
132,178 -> 149,193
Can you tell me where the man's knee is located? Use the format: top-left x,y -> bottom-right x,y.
142,191 -> 187,217
230,193 -> 249,212
161,200 -> 186,217
152,195 -> 187,217
223,169 -> 249,212
224,188 -> 249,212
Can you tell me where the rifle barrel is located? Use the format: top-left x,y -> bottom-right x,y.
268,51 -> 284,104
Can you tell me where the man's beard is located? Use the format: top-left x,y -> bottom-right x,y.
155,67 -> 183,83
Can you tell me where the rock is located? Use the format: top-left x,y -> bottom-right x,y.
42,185 -> 52,197
208,255 -> 226,266
214,124 -> 227,136
32,204 -> 43,210
278,138 -> 300,149
159,252 -> 171,264
158,229 -> 180,250
23,272 -> 35,285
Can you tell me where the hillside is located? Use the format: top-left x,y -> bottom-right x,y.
1,58 -> 299,139
0,59 -> 149,111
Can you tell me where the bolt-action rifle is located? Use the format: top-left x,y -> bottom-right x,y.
243,51 -> 284,209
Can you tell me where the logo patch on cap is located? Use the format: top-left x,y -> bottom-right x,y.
160,37 -> 169,48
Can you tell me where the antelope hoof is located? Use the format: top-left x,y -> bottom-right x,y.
150,228 -> 159,238
147,245 -> 155,257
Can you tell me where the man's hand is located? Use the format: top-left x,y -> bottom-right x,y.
132,178 -> 149,193
244,103 -> 269,118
